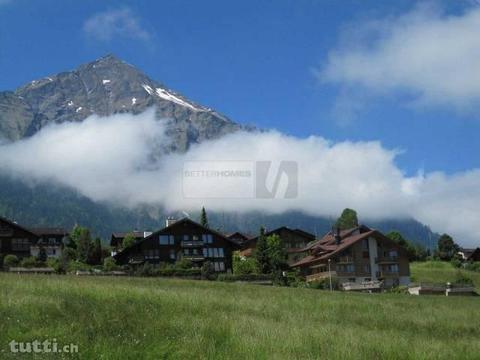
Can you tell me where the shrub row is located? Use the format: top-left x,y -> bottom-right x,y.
217,273 -> 273,282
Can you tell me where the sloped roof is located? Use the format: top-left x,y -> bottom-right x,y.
291,225 -> 404,268
29,227 -> 68,236
244,226 -> 316,247
0,216 -> 39,238
114,217 -> 236,260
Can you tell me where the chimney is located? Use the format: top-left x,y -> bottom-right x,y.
165,217 -> 177,227
334,227 -> 341,245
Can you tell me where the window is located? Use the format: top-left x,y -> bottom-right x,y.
389,250 -> 398,258
362,239 -> 369,250
389,264 -> 399,273
203,248 -> 208,257
159,235 -> 170,245
169,249 -> 176,260
364,264 -> 371,273
219,262 -> 225,271
193,235 -> 199,241
48,237 -> 57,245
193,249 -> 198,255
11,238 -> 30,251
169,236 -> 174,245
213,248 -> 219,258
346,264 -> 355,273
202,234 -> 213,244
218,248 -> 224,258
183,235 -> 189,241
214,262 -> 220,271
184,249 -> 190,255
208,248 -> 214,258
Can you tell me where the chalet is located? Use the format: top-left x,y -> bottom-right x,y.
240,226 -> 316,265
458,248 -> 480,262
292,225 -> 410,288
29,227 -> 68,258
0,216 -> 67,259
226,232 -> 251,248
114,218 -> 238,272
110,231 -> 152,256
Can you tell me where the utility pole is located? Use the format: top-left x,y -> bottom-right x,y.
328,258 -> 333,291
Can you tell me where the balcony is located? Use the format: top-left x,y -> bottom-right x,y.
306,271 -> 337,283
181,240 -> 204,247
376,256 -> 399,264
183,254 -> 205,262
336,256 -> 354,264
376,271 -> 399,278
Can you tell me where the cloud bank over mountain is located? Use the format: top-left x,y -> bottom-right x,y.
0,109 -> 478,245
319,4 -> 480,117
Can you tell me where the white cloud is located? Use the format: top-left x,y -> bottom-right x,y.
319,4 -> 480,115
0,109 -> 479,246
83,7 -> 151,42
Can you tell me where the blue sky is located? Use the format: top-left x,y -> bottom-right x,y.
1,0 -> 479,177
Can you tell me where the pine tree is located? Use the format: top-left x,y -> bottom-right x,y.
254,227 -> 270,274
76,227 -> 93,263
200,207 -> 209,228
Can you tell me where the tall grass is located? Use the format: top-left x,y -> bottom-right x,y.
0,271 -> 479,359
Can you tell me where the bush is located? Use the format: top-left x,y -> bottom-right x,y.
20,256 -> 43,268
465,262 -> 480,272
388,286 -> 409,294
46,258 -> 65,274
175,258 -> 194,270
308,277 -> 338,290
217,273 -> 273,282
451,258 -> 462,269
201,261 -> 216,280
67,261 -> 92,273
3,254 -> 19,268
103,257 -> 119,272
454,271 -> 474,286
135,262 -> 155,277
232,251 -> 259,275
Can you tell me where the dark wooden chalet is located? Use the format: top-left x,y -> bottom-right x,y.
114,218 -> 238,272
0,216 -> 41,258
110,231 -> 151,256
240,226 -> 316,265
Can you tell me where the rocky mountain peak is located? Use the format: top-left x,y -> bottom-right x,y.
0,55 -> 243,151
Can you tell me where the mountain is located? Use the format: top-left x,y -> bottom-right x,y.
0,55 -> 439,247
0,54 -> 243,152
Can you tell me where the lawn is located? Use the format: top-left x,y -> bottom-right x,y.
0,268 -> 479,359
411,260 -> 480,288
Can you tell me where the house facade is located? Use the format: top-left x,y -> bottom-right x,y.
0,217 -> 67,259
29,228 -> 68,258
292,225 -> 410,288
240,227 -> 316,265
110,231 -> 152,256
114,218 -> 237,272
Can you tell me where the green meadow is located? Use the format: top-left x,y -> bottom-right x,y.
0,262 -> 479,359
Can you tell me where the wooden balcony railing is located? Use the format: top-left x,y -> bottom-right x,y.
375,256 -> 399,264
336,256 -> 354,264
181,240 -> 204,247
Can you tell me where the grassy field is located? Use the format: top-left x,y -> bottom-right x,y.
1,264 -> 479,359
411,260 -> 480,288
